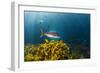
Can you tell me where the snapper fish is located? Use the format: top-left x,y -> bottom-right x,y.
40,29 -> 61,39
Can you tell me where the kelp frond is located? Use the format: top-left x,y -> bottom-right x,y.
24,39 -> 71,61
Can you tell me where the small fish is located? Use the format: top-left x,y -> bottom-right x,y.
40,29 -> 60,39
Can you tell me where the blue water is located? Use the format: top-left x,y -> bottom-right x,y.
24,11 -> 90,47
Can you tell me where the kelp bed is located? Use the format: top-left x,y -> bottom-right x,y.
24,39 -> 90,61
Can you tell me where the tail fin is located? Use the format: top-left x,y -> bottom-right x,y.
40,29 -> 44,38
